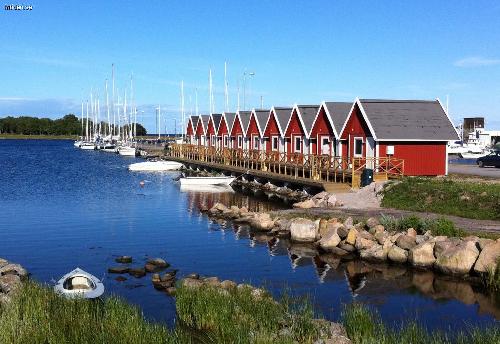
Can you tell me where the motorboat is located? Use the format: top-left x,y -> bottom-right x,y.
118,145 -> 137,156
460,150 -> 491,159
74,140 -> 83,148
80,142 -> 96,150
180,184 -> 235,193
128,160 -> 183,171
179,175 -> 235,186
54,268 -> 104,299
101,143 -> 117,153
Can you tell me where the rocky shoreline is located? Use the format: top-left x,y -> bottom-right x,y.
0,258 -> 28,305
205,193 -> 500,281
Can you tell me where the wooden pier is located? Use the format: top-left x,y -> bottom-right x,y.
161,144 -> 404,191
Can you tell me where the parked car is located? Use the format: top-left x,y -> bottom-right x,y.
476,150 -> 500,167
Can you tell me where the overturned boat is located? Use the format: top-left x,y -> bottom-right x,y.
129,160 -> 183,171
179,175 -> 235,186
54,268 -> 104,299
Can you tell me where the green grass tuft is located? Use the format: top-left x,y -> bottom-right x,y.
381,178 -> 500,221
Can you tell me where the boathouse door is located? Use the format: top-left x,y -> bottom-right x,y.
366,137 -> 375,168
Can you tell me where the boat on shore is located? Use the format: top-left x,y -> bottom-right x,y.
54,268 -> 104,299
129,160 -> 183,171
180,184 -> 234,193
179,175 -> 235,186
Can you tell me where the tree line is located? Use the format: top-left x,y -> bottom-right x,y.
0,114 -> 147,136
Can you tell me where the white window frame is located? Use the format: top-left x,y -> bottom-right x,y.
237,135 -> 242,148
294,136 -> 302,153
253,136 -> 259,150
271,136 -> 279,151
321,136 -> 330,155
211,135 -> 216,146
354,137 -> 363,157
224,135 -> 229,147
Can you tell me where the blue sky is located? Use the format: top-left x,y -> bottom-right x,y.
1,0 -> 500,133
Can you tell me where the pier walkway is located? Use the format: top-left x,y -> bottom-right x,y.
163,144 -> 404,191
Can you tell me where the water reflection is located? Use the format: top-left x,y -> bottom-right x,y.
183,189 -> 500,321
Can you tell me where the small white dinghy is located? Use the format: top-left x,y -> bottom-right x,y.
179,176 -> 235,186
54,268 -> 104,299
129,160 -> 183,171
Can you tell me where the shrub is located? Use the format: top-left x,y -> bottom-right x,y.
428,218 -> 466,237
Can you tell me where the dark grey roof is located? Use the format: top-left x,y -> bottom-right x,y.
324,102 -> 352,136
359,99 -> 459,141
296,105 -> 320,135
253,110 -> 270,134
223,112 -> 236,132
273,107 -> 293,134
211,114 -> 222,133
200,115 -> 210,133
190,115 -> 199,125
238,111 -> 252,133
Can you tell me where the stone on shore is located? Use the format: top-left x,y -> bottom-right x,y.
409,242 -> 436,267
115,256 -> 133,264
360,244 -> 387,261
319,228 -> 341,250
474,241 -> 500,274
249,213 -> 275,231
388,245 -> 408,263
345,228 -> 358,245
147,258 -> 169,268
365,217 -> 379,229
128,267 -> 146,278
0,274 -> 21,293
108,266 -> 130,274
434,241 -> 479,275
396,235 -> 417,250
290,218 -> 318,242
0,263 -> 28,280
292,199 -> 316,209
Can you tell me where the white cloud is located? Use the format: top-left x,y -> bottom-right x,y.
454,56 -> 500,67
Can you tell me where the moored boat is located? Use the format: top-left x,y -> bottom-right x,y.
118,145 -> 137,156
54,268 -> 104,299
80,142 -> 96,150
129,160 -> 183,171
179,175 -> 235,186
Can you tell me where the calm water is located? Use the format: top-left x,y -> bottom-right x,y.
0,140 -> 498,331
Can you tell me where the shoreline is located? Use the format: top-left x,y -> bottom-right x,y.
0,134 -> 76,140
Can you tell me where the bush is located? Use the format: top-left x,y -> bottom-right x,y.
428,218 -> 466,237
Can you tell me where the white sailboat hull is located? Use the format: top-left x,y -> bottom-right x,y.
118,147 -> 137,156
129,161 -> 183,171
179,176 -> 235,186
80,143 -> 96,150
54,268 -> 104,299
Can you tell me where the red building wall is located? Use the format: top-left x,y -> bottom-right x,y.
285,109 -> 305,154
186,121 -> 194,136
195,122 -> 205,146
378,142 -> 447,176
231,117 -> 243,148
206,118 -> 216,147
310,107 -> 335,155
340,104 -> 371,159
247,114 -> 261,150
264,112 -> 282,152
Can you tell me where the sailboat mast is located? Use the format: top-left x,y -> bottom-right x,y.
117,91 -> 121,140
130,75 -> 134,140
181,80 -> 185,140
224,61 -> 229,112
195,88 -> 199,116
106,79 -> 110,137
86,101 -> 89,141
158,105 -> 161,139
112,64 -> 115,136
80,101 -> 84,137
209,69 -> 213,114
123,91 -> 128,142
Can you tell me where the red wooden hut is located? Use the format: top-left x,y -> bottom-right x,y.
235,110 -> 252,149
284,105 -> 319,156
194,115 -> 210,146
263,107 -> 291,153
206,114 -> 221,148
339,99 -> 458,175
221,112 -> 236,148
246,109 -> 269,151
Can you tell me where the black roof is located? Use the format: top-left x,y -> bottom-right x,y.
323,102 -> 352,137
223,112 -> 236,132
296,105 -> 320,135
211,113 -> 222,133
200,115 -> 210,133
273,107 -> 293,134
253,110 -> 270,135
237,111 -> 252,133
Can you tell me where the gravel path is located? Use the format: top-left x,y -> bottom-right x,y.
449,164 -> 500,178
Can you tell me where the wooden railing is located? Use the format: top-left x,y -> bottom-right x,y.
166,144 -> 404,186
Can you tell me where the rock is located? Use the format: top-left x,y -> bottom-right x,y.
250,213 -> 275,231
366,217 -> 379,229
343,217 -> 353,227
0,263 -> 28,279
326,195 -> 337,207
145,263 -> 163,273
434,239 -> 461,258
389,232 -> 403,243
0,274 -> 21,293
360,244 -> 387,261
369,224 -> 385,235
115,256 -> 132,264
478,238 -> 494,250
313,320 -> 352,344
293,199 -> 316,209
151,273 -> 161,283
166,287 -> 176,295
388,245 -> 408,263
108,266 -> 130,274
186,273 -> 199,279
415,235 -> 427,245
161,273 -> 176,282
345,228 -> 358,245
374,232 -> 389,245
203,276 -> 221,287
220,280 -> 237,289
0,258 -> 9,269
339,243 -> 356,252
407,228 -> 417,237
474,241 -> 500,274
147,258 -> 169,268
355,236 -> 375,251
318,219 -> 329,237
115,276 -> 127,282
396,235 -> 417,250
290,218 -> 318,242
319,228 -> 341,251
337,225 -> 349,239
312,191 -> 329,200
128,267 -> 146,278
212,202 -> 227,212
181,278 -> 203,288
409,242 -> 436,267
435,241 -> 480,275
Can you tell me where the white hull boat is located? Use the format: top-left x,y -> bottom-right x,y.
74,140 -> 82,148
129,160 -> 183,171
460,151 -> 490,159
180,184 -> 234,193
80,143 -> 96,150
179,176 -> 235,186
54,268 -> 104,299
118,146 -> 137,156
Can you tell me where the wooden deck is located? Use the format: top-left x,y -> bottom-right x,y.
164,144 -> 404,190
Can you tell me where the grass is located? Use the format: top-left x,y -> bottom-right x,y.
0,134 -> 77,140
175,284 -> 323,344
381,177 -> 500,221
379,214 -> 466,237
483,259 -> 500,292
342,303 -> 500,344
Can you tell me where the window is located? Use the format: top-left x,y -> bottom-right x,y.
253,136 -> 259,150
224,136 -> 229,147
354,137 -> 363,157
272,136 -> 279,151
238,136 -> 242,148
211,136 -> 216,146
294,136 -> 302,152
321,137 -> 330,155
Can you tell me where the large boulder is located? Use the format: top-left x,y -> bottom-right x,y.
292,199 -> 315,209
409,242 -> 436,267
318,219 -> 329,237
355,231 -> 375,251
0,274 -> 21,293
365,217 -> 379,229
434,241 -> 479,275
249,212 -> 275,231
327,194 -> 337,207
434,238 -> 462,258
0,263 -> 28,280
289,218 -> 318,242
345,228 -> 358,245
360,244 -> 386,261
396,235 -> 417,250
319,228 -> 341,251
474,241 -> 500,274
388,245 -> 408,263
